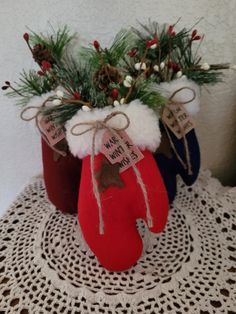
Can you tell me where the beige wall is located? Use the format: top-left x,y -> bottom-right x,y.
196,72 -> 236,185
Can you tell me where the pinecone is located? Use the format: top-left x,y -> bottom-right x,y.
94,64 -> 122,90
32,44 -> 54,65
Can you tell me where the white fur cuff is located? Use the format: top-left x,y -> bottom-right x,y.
153,77 -> 201,116
66,100 -> 161,159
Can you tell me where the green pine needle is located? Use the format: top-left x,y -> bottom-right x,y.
29,25 -> 74,61
3,23 -> 230,126
6,70 -> 55,106
130,78 -> 166,109
80,29 -> 135,70
185,70 -> 224,85
108,29 -> 136,65
131,20 -> 227,86
42,103 -> 81,125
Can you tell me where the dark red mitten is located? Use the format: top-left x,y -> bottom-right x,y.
42,138 -> 82,214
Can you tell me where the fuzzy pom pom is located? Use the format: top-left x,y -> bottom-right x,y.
52,99 -> 62,106
56,90 -> 64,98
153,65 -> 159,72
66,100 -> 161,159
123,75 -> 133,88
153,77 -> 201,116
160,62 -> 165,70
82,105 -> 91,112
135,62 -> 147,70
176,70 -> 183,78
113,100 -> 120,107
200,63 -> 210,70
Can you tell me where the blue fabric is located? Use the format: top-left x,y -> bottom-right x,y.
154,121 -> 200,203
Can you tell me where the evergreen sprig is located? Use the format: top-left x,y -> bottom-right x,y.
6,70 -> 55,106
53,57 -> 108,106
108,29 -> 136,66
29,25 -> 74,61
2,23 -> 232,127
131,78 -> 166,109
132,20 -> 189,62
41,59 -> 108,124
130,20 -> 229,85
80,29 -> 135,70
184,70 -> 223,85
42,103 -> 81,125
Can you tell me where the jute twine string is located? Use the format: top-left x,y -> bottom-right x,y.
20,97 -> 66,157
71,111 -> 153,235
163,87 -> 196,176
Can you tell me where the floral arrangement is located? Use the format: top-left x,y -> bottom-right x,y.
2,21 -> 234,272
2,22 -> 232,124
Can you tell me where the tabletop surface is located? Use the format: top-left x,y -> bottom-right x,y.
0,170 -> 235,314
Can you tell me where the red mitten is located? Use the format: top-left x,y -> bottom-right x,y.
66,100 -> 169,271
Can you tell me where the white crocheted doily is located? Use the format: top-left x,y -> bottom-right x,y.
0,170 -> 236,314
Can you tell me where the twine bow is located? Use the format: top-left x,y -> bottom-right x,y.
20,97 -> 66,157
162,86 -> 196,176
71,111 -> 153,234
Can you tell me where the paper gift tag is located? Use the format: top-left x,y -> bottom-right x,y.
162,104 -> 195,139
101,130 -> 144,173
39,116 -> 65,146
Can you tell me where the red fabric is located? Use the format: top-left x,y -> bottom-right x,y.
78,150 -> 169,271
41,139 -> 82,214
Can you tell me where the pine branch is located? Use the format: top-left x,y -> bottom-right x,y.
108,29 -> 136,65
42,103 -> 81,125
3,22 -> 231,125
54,57 -> 107,106
132,21 -> 189,61
6,70 -> 55,106
80,29 -> 135,70
29,25 -> 74,61
40,58 -> 109,125
130,20 -> 228,85
123,76 -> 166,109
185,70 -> 224,85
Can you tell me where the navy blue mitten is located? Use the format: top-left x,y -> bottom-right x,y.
154,121 -> 200,203
153,77 -> 201,203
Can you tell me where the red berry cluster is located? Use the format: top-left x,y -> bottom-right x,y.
168,61 -> 180,72
146,38 -> 158,48
23,33 -> 29,42
167,25 -> 176,37
191,29 -> 201,41
111,88 -> 119,99
73,91 -> 81,99
93,40 -> 100,51
37,60 -> 52,76
127,48 -> 137,58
